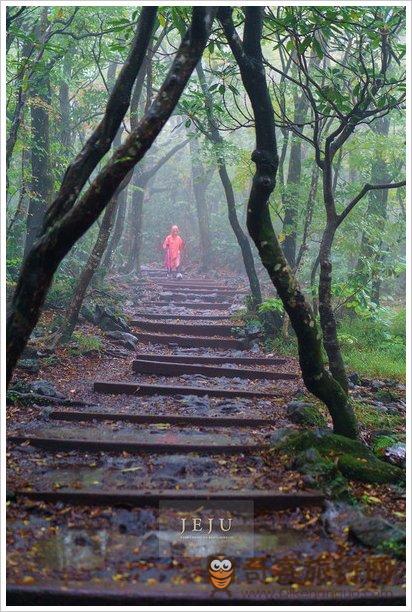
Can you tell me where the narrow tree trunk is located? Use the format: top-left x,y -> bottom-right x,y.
59,55 -> 72,152
355,116 -> 390,305
8,145 -> 30,239
218,164 -> 262,304
196,61 -> 261,304
101,185 -> 128,270
58,196 -> 118,342
189,136 -> 213,270
318,220 -> 348,393
24,74 -> 53,256
282,89 -> 307,267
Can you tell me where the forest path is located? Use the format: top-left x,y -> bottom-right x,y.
7,269 -> 404,604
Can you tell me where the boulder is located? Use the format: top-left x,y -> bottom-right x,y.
17,358 -> 39,373
271,428 -> 405,485
286,400 -> 327,427
349,515 -> 405,559
30,380 -> 66,399
321,501 -> 361,537
384,443 -> 406,469
105,331 -> 138,351
94,305 -> 130,333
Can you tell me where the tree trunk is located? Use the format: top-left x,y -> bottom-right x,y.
318,220 -> 348,393
219,6 -> 358,438
24,74 -> 53,256
101,185 -> 128,270
58,196 -> 118,342
282,89 -> 307,267
355,116 -> 391,305
125,167 -> 147,274
196,61 -> 262,304
59,55 -> 72,152
7,7 -> 216,385
218,164 -> 262,304
189,136 -> 213,270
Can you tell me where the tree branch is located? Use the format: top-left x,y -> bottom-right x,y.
337,180 -> 406,225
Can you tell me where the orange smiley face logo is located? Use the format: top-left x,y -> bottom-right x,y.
208,556 -> 234,589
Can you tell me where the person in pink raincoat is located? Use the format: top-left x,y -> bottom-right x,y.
163,225 -> 185,278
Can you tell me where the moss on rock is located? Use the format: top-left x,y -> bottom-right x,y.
271,428 -> 405,485
338,453 -> 404,484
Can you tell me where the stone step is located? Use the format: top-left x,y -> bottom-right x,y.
48,409 -> 278,427
132,358 -> 298,381
93,380 -> 280,398
131,320 -> 236,337
135,332 -> 244,348
134,352 -> 287,365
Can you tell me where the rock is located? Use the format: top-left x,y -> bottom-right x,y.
272,429 -> 404,485
105,331 -> 138,351
384,443 -> 406,468
178,395 -> 210,411
286,401 -> 327,427
369,379 -> 385,390
189,456 -> 216,475
137,532 -> 160,557
244,321 -> 263,339
268,427 -> 296,446
349,516 -> 405,559
17,358 -> 39,373
21,346 -> 40,359
348,372 -> 361,386
94,305 -> 130,333
217,400 -> 240,415
152,456 -> 188,480
30,380 -> 66,399
321,501 -> 361,536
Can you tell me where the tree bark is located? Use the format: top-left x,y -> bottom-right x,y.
282,87 -> 308,267
24,73 -> 53,257
189,136 -> 213,270
58,195 -> 118,342
101,185 -> 128,270
7,7 -> 216,385
219,6 -> 358,438
355,116 -> 391,305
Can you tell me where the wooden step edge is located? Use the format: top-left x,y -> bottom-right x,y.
93,380 -> 280,398
134,333 -> 245,347
8,488 -> 325,509
134,353 -> 288,365
48,410 -> 279,427
132,358 -> 298,380
7,584 -> 404,606
133,312 -> 229,320
8,435 -> 266,454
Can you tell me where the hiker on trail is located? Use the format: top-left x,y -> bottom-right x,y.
163,225 -> 184,278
